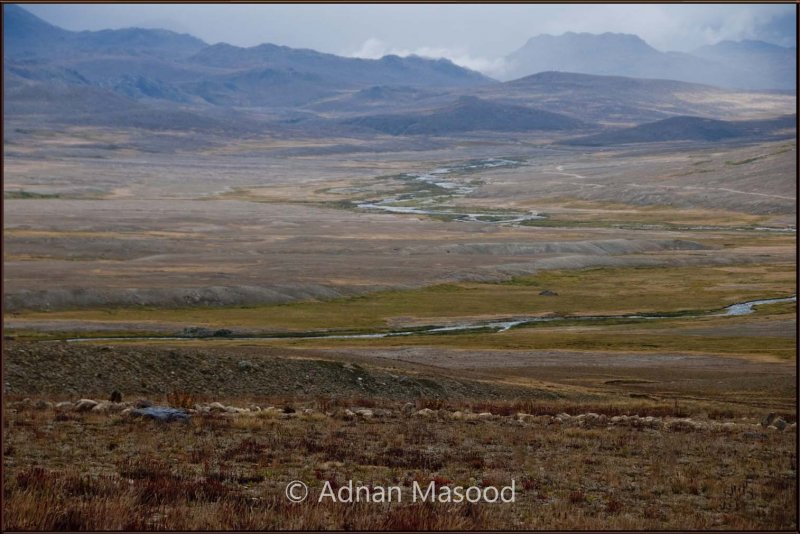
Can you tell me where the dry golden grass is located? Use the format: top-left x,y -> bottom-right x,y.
3,398 -> 796,530
10,263 -> 796,334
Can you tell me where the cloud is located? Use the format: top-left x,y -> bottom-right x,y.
346,38 -> 509,79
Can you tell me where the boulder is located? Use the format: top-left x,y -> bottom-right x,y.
237,360 -> 256,371
770,418 -> 788,431
134,398 -> 153,409
130,406 -> 190,423
109,391 -> 122,403
539,289 -> 558,296
34,399 -> 53,410
401,402 -> 416,416
414,408 -> 436,418
74,399 -> 98,412
516,413 -> 536,423
91,402 -> 112,413
55,401 -> 73,411
761,412 -> 777,428
667,419 -> 698,432
207,402 -> 227,412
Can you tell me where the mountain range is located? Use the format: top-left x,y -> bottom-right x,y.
504,32 -> 795,90
3,5 -> 796,142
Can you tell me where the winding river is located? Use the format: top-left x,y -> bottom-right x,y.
63,295 -> 796,343
356,158 -> 545,224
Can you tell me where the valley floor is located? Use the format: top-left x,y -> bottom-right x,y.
3,130 -> 797,530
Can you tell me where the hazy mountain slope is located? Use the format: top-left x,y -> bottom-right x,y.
188,43 -> 493,88
4,5 -> 494,114
563,115 -> 796,146
4,4 -> 207,60
504,32 -> 795,90
474,71 -> 797,125
345,95 -> 588,135
306,86 -> 449,115
693,40 -> 796,91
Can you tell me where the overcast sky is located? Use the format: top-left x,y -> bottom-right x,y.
22,3 -> 797,77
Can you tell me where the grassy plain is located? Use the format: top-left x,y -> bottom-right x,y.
3,131 -> 796,530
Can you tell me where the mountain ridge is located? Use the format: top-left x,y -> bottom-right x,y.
505,31 -> 795,90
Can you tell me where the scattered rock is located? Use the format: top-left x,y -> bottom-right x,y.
771,417 -> 788,431
92,402 -> 112,413
130,406 -> 190,423
208,402 -> 227,412
554,413 -> 572,424
666,419 -> 698,432
354,408 -> 374,419
761,412 -> 777,428
237,360 -> 256,371
74,399 -> 98,412
34,399 -> 53,410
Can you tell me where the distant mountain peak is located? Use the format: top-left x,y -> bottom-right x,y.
521,32 -> 654,51
505,31 -> 795,91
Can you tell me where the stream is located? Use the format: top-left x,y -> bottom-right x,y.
356,158 -> 545,224
63,295 -> 795,343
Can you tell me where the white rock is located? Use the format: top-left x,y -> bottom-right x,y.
208,402 -> 227,412
74,399 -> 98,412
